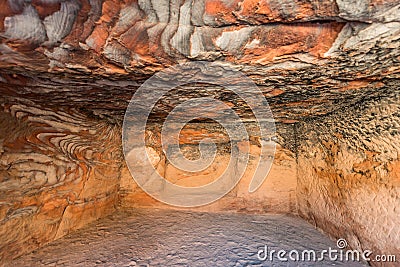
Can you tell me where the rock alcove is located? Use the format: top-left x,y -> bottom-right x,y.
0,0 -> 399,266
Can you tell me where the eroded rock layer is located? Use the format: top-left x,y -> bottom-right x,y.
0,101 -> 122,263
297,91 -> 400,263
0,0 -> 399,266
0,0 -> 399,122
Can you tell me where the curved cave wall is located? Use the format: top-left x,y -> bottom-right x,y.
297,92 -> 400,260
0,104 -> 123,263
0,0 -> 399,265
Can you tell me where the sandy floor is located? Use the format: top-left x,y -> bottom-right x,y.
13,209 -> 366,266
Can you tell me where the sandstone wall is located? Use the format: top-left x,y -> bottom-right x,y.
297,91 -> 400,263
119,122 -> 298,214
0,0 -> 399,265
1,0 -> 399,125
0,101 -> 122,264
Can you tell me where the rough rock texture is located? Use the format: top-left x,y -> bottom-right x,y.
297,92 -> 400,265
0,101 -> 122,264
13,209 -> 365,266
0,0 -> 399,266
0,0 -> 398,122
120,122 -> 298,214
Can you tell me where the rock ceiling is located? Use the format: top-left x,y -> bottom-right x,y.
0,0 -> 399,123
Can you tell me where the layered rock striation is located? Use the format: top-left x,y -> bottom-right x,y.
0,0 -> 399,265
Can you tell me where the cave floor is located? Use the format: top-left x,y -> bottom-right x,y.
13,209 -> 366,267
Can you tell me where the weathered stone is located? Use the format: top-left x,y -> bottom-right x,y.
13,209 -> 365,266
0,0 -> 398,266
0,102 -> 122,263
297,92 -> 400,264
0,0 -> 398,123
